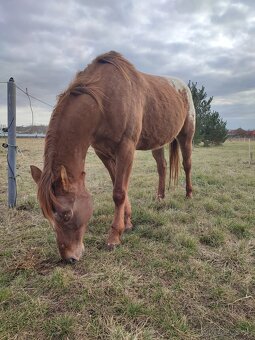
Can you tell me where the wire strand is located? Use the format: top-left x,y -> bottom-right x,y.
6,153 -> 17,206
7,117 -> 14,131
26,88 -> 34,126
16,84 -> 54,108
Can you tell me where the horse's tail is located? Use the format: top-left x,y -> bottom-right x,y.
169,139 -> 180,189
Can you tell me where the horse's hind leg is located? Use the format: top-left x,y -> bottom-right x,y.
152,147 -> 167,200
177,120 -> 195,198
95,150 -> 133,232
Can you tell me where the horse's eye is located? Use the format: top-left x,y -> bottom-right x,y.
61,210 -> 73,222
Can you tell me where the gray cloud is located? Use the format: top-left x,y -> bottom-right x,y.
0,0 -> 254,129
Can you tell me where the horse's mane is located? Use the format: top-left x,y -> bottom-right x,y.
52,51 -> 137,114
38,51 -> 137,222
94,50 -> 137,82
37,117 -> 60,222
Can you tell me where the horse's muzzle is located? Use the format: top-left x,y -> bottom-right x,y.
65,257 -> 78,264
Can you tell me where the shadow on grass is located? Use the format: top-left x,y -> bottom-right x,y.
5,248 -> 67,277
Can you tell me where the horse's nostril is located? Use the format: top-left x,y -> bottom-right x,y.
67,257 -> 77,264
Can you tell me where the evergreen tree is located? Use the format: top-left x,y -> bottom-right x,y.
188,81 -> 228,146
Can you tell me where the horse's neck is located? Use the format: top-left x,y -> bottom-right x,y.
45,123 -> 90,181
47,95 -> 101,180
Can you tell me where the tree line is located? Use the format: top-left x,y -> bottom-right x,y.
188,81 -> 228,146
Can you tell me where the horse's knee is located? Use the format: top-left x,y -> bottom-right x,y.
113,189 -> 125,206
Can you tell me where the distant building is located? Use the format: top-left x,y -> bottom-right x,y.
228,129 -> 255,139
0,125 -> 47,138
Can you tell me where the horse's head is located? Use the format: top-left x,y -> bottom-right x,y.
30,165 -> 93,263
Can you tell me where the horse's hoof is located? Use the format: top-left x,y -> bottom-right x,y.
157,194 -> 165,201
124,222 -> 134,233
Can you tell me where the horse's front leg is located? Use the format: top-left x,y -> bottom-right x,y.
94,150 -> 133,231
107,138 -> 135,249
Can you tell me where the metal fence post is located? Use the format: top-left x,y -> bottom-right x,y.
7,77 -> 16,208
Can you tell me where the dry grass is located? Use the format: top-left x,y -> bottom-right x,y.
0,139 -> 255,339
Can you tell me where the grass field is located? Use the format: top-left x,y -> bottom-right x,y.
0,139 -> 254,339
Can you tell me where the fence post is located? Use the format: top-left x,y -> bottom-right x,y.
7,77 -> 16,208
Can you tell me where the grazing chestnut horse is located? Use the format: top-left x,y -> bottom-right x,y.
31,51 -> 195,263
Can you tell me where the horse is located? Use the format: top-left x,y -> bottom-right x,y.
30,51 -> 195,263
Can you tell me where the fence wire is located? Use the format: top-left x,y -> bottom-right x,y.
0,80 -> 54,207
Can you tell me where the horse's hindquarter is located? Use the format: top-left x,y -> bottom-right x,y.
136,74 -> 191,150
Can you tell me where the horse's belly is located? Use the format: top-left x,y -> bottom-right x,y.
136,118 -> 183,150
136,136 -> 169,150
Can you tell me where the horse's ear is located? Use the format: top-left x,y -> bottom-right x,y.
30,165 -> 42,185
60,165 -> 70,191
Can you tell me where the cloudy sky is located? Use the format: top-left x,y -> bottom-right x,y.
0,0 -> 254,129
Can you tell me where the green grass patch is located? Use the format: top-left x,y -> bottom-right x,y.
228,221 -> 252,239
44,315 -> 75,339
199,229 -> 225,247
0,139 -> 255,339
